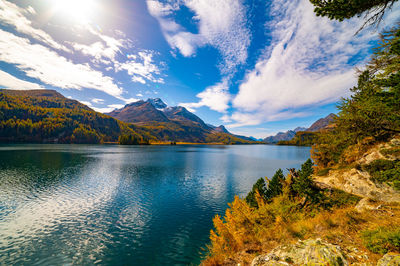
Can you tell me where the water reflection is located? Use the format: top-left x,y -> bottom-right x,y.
0,144 -> 310,265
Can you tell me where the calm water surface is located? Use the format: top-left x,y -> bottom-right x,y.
0,144 -> 310,265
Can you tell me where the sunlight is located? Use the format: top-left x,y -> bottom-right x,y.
49,0 -> 97,23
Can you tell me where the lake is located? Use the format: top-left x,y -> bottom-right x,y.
0,144 -> 310,265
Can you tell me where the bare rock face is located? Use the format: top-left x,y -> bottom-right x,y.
377,253 -> 400,266
315,168 -> 400,203
251,239 -> 348,266
355,197 -> 382,212
314,138 -> 400,203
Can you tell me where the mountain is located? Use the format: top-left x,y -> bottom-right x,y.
264,130 -> 297,143
294,127 -> 307,132
208,124 -> 256,142
0,89 -> 151,144
108,100 -> 170,123
307,113 -> 336,132
163,106 -> 209,127
0,90 -> 256,144
107,98 -> 256,144
263,114 -> 335,143
211,125 -> 230,134
147,98 -> 167,109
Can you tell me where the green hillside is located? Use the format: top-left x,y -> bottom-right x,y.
0,89 -> 255,144
0,89 -> 150,144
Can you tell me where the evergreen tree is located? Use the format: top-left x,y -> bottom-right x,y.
292,159 -> 320,204
265,169 -> 285,201
312,25 -> 400,168
310,0 -> 398,30
245,177 -> 267,208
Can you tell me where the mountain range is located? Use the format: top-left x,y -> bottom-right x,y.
106,98 -> 255,143
263,113 -> 336,143
0,90 -> 256,144
0,89 -> 336,145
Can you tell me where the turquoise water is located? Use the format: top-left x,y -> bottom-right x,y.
0,144 -> 310,265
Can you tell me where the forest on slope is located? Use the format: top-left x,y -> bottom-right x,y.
0,90 -> 255,144
0,89 -> 155,144
202,0 -> 400,264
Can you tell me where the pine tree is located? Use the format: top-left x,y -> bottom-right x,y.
265,169 -> 285,201
310,0 -> 398,30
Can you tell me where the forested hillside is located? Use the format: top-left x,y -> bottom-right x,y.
0,90 -> 255,144
202,15 -> 400,266
0,89 -> 149,144
108,98 -> 257,144
312,25 -> 400,168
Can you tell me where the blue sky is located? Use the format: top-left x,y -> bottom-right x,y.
0,0 -> 399,138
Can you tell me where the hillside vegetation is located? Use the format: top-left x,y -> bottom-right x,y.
0,90 -> 255,144
108,98 -> 256,144
202,25 -> 400,266
0,89 -> 150,144
203,160 -> 400,265
311,25 -> 400,169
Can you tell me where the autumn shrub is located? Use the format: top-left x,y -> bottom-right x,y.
363,159 -> 400,189
316,168 -> 331,176
381,147 -> 400,157
362,227 -> 400,254
204,159 -> 364,264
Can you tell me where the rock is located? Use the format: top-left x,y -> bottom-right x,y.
377,253 -> 400,266
355,198 -> 381,212
314,168 -> 400,203
390,138 -> 400,147
251,239 -> 348,266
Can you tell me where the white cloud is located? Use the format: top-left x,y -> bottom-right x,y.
79,100 -> 92,107
115,51 -> 164,84
220,114 -> 232,123
0,29 -> 124,98
91,98 -> 104,104
120,97 -> 140,104
70,24 -> 130,64
25,6 -> 36,15
225,127 -> 274,139
179,79 -> 230,113
0,1 -> 69,52
79,100 -> 127,113
136,93 -> 143,97
71,42 -> 112,64
0,70 -> 44,90
108,104 -> 125,109
147,0 -> 250,74
227,0 -> 381,127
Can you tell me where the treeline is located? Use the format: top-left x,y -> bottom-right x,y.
277,131 -> 319,146
137,121 -> 254,144
204,160 -> 364,264
0,90 -> 143,144
118,134 -> 150,145
0,90 -> 253,145
312,25 -> 400,168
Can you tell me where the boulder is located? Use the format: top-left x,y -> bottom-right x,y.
355,197 -> 382,212
390,138 -> 400,147
377,253 -> 400,266
251,239 -> 348,266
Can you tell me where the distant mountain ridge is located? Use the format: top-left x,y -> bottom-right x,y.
263,113 -> 336,143
107,98 -> 256,143
0,90 -> 256,144
307,113 -> 336,132
107,98 -> 211,128
263,127 -> 307,144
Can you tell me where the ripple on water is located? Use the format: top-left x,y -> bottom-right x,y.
0,144 -> 311,265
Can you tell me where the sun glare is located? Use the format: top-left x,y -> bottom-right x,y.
49,0 -> 97,23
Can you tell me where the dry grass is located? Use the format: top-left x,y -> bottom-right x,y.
201,197 -> 400,266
